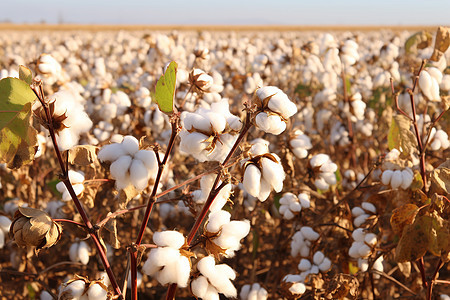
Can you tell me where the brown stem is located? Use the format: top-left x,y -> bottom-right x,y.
31,84 -> 123,299
427,259 -> 444,300
53,219 -> 86,228
417,257 -> 428,290
391,78 -> 412,121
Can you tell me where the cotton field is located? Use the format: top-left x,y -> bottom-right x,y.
0,26 -> 449,300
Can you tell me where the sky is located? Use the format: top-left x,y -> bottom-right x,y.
2,0 -> 450,26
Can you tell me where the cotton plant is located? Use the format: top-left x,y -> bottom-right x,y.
427,128 -> 449,151
58,277 -> 108,300
253,86 -> 298,135
179,99 -> 242,162
56,170 -> 85,201
279,192 -> 311,220
296,251 -> 332,282
309,154 -> 338,191
191,256 -> 237,300
189,68 -> 214,93
241,139 -> 285,201
97,135 -> 159,190
289,130 -> 313,159
204,210 -> 250,258
142,231 -> 191,288
419,67 -> 442,101
281,274 -> 307,297
192,174 -> 232,213
34,89 -> 93,151
291,226 -> 320,257
240,283 -> 268,300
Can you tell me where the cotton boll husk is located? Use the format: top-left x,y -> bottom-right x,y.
353,214 -> 369,227
192,276 -> 209,298
121,136 -> 139,155
98,143 -> 126,162
390,170 -> 403,189
298,259 -> 312,271
153,231 -> 185,249
87,283 -> 107,300
381,170 -> 393,185
361,202 -> 376,214
261,156 -> 284,192
129,159 -> 149,190
243,165 -> 261,198
110,155 -> 132,181
313,251 -> 325,265
134,150 -> 158,174
207,210 -> 231,233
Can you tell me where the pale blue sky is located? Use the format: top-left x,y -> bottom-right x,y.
2,0 -> 449,25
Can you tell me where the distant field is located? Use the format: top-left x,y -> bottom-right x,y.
0,23 -> 441,32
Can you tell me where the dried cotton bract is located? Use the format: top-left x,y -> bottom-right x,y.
254,86 -> 297,135
142,230 -> 191,287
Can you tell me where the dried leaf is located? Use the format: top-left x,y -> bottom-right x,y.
397,262 -> 411,278
405,31 -> 433,54
430,26 -> 450,61
429,159 -> 450,195
409,170 -> 424,191
19,65 -> 33,85
390,204 -> 420,236
395,215 -> 430,262
68,145 -> 98,166
325,273 -> 359,300
387,115 -> 417,157
204,236 -> 228,260
100,215 -> 120,249
117,185 -> 139,209
426,214 -> 450,259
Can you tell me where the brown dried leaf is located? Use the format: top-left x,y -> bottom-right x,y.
204,237 -> 228,260
100,215 -> 120,249
395,215 -> 430,262
387,115 -> 417,158
390,204 -> 420,236
430,26 -> 450,61
117,185 -> 139,209
325,273 -> 359,300
68,145 -> 99,166
429,159 -> 450,195
397,262 -> 411,278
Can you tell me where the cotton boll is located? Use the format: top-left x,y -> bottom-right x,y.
129,159 -> 149,190
352,228 -> 366,242
314,177 -> 329,190
318,257 -> 332,272
358,244 -> 372,257
176,255 -> 191,288
261,156 -> 284,192
298,193 -> 310,208
400,169 -> 413,189
289,282 -> 306,295
364,233 -> 377,247
298,259 -> 312,272
390,170 -> 403,189
255,112 -> 286,135
207,210 -> 231,233
40,291 -> 53,300
361,202 -> 376,214
310,154 -> 329,168
98,143 -> 126,162
60,280 -> 86,299
381,170 -> 393,185
300,226 -> 319,241
353,214 -> 369,227
87,283 -> 107,300
121,136 -> 140,155
192,276 -> 209,298
313,251 -> 325,265
243,165 -> 262,198
134,150 -> 158,174
352,207 -> 365,217
153,231 -> 185,249
358,258 -> 369,272
110,155 -> 132,181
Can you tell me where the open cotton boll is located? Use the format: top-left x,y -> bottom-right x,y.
59,279 -> 86,299
298,259 -> 312,272
352,206 -> 365,217
318,257 -> 332,272
98,143 -> 126,162
361,202 -> 376,214
206,210 -> 231,233
381,170 -> 393,185
197,256 -> 237,298
153,231 -> 185,249
134,150 -> 158,174
352,228 -> 366,242
129,159 -> 149,190
313,251 -> 325,265
110,155 -> 132,181
310,154 -> 329,168
353,214 -> 369,227
255,112 -> 286,135
300,226 -> 320,241
243,165 -> 262,198
261,156 -> 284,192
69,241 -> 90,265
390,170 -> 403,189
87,283 -> 107,300
121,135 -> 140,155
191,275 -> 209,298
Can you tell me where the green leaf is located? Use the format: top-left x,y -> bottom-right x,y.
153,61 -> 177,114
0,77 -> 37,168
19,65 -> 33,85
387,115 -> 417,157
405,31 -> 433,54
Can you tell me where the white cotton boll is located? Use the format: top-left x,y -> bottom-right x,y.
314,177 -> 329,190
0,216 -> 11,235
179,131 -> 208,155
373,256 -> 384,273
0,230 -> 5,249
176,255 -> 191,288
243,164 -> 262,198
98,143 -> 126,162
310,265 -> 320,274
298,259 -> 312,271
320,161 -> 337,173
349,243 -> 362,258
211,266 -> 237,297
134,150 -> 158,174
192,276 -> 209,298
313,251 -> 325,265
352,228 -> 366,242
289,201 -> 302,212
207,210 -> 231,233
206,112 -> 227,133
352,207 -> 365,217
183,113 -> 210,132
419,70 -> 433,100
87,283 -> 107,300
400,169 -> 413,189
110,155 -> 132,181
289,282 -> 306,295
143,248 -> 173,276
310,154 -> 329,168
153,231 -> 185,249
299,244 -> 311,257
319,257 -> 332,272
62,280 -> 86,299
322,171 -> 337,185
301,226 -> 319,241
255,112 -> 286,135
121,136 -> 139,155
428,67 -> 443,84
354,214 -> 369,227
40,290 -> 53,300
381,170 -> 393,185
129,159 -> 149,190
261,157 -> 284,192
267,93 -> 297,119
361,202 -> 376,214
298,193 -> 310,208
364,233 -> 377,247
358,258 -> 369,272
358,244 -> 372,257
391,170 -> 403,189
222,220 -> 251,242
78,241 -> 90,265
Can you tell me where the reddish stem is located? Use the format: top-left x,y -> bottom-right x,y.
53,219 -> 86,228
